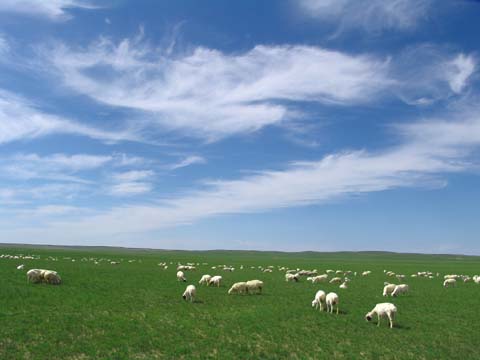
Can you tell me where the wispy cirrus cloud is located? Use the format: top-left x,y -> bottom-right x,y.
297,0 -> 433,33
44,38 -> 392,140
0,89 -> 139,145
4,103 -> 480,241
41,36 -> 476,141
168,156 -> 206,170
110,170 -> 154,196
0,0 -> 97,20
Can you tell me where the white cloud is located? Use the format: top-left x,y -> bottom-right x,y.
43,37 -> 476,142
446,54 -> 476,94
0,153 -> 113,184
6,105 -> 480,240
298,0 -> 432,33
112,170 -> 154,182
46,39 -> 392,140
0,89 -> 139,145
0,0 -> 96,20
109,170 -> 154,196
168,156 -> 206,170
110,182 -> 152,196
391,46 -> 476,105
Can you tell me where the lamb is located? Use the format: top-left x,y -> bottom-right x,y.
329,277 -> 342,284
326,292 -> 339,314
285,273 -> 299,282
365,303 -> 397,328
443,278 -> 456,287
311,290 -> 326,311
391,284 -> 409,297
209,275 -> 222,287
199,274 -> 212,285
383,283 -> 397,297
339,282 -> 348,289
246,280 -> 264,294
362,271 -> 372,276
17,264 -> 25,270
182,285 -> 196,302
228,282 -> 248,295
177,271 -> 187,282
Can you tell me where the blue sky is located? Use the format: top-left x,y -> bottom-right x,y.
1,0 -> 480,254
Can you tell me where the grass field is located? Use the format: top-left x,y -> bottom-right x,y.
0,246 -> 479,359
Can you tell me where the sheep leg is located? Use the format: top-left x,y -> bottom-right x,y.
377,314 -> 381,327
388,315 -> 393,328
336,305 -> 339,315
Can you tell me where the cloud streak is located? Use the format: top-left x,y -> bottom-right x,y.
0,0 -> 97,20
42,36 -> 477,142
298,0 -> 433,33
46,39 -> 392,140
0,89 -> 140,145
4,104 -> 480,241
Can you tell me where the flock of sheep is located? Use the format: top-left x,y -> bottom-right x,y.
174,263 -> 479,329
7,252 -> 478,330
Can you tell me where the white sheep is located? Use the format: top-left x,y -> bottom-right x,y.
285,273 -> 299,282
199,274 -> 212,285
443,278 -> 456,287
391,284 -> 409,297
329,277 -> 342,284
209,275 -> 222,287
362,271 -> 372,276
326,292 -> 339,314
312,290 -> 326,311
339,282 -> 348,289
182,285 -> 196,302
311,274 -> 328,283
228,282 -> 248,295
246,280 -> 264,294
17,264 -> 25,270
43,270 -> 62,285
383,284 -> 397,297
26,269 -> 43,283
365,303 -> 397,328
177,271 -> 186,282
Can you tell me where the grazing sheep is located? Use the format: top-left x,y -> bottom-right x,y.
209,275 -> 222,287
362,271 -> 372,276
311,290 -> 326,311
311,274 -> 328,283
473,275 -> 480,284
443,278 -> 456,287
329,277 -> 342,284
199,274 -> 212,285
177,271 -> 187,282
339,282 -> 348,289
246,280 -> 264,294
391,284 -> 409,297
326,292 -> 339,314
365,303 -> 397,328
26,269 -> 43,283
182,285 -> 196,302
383,284 -> 397,297
43,270 -> 62,285
285,273 -> 299,282
17,264 -> 25,270
228,282 -> 248,295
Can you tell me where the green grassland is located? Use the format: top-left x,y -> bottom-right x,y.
0,246 -> 479,359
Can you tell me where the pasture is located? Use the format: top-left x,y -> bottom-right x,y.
0,246 -> 479,359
